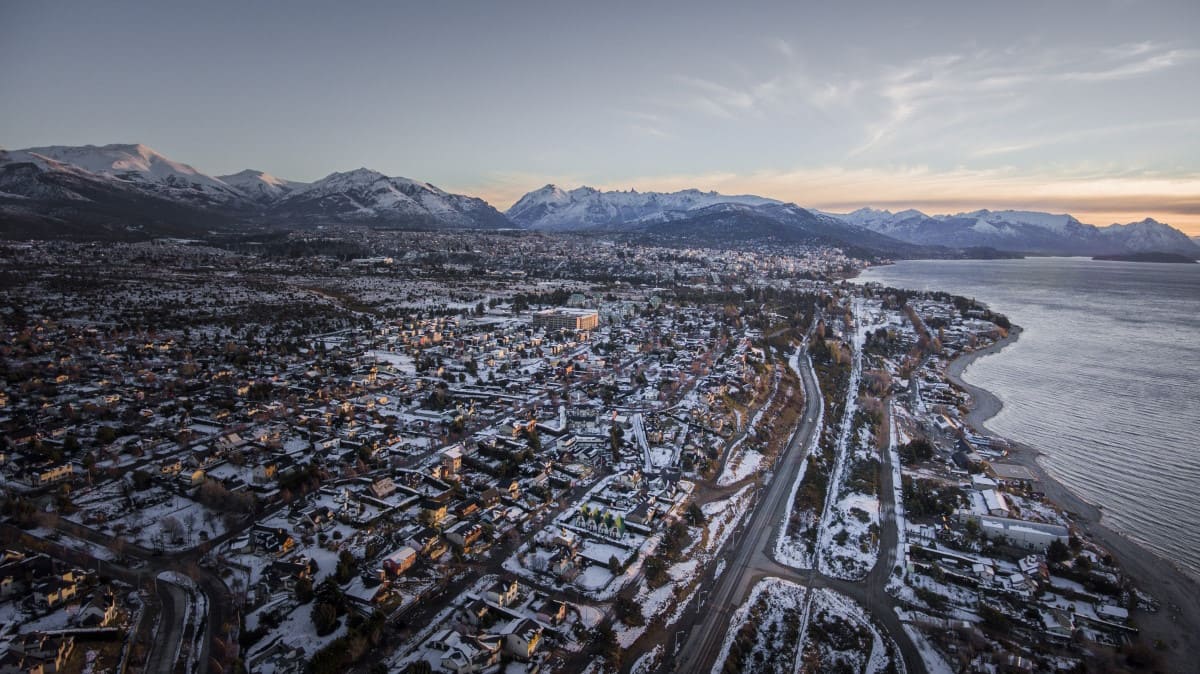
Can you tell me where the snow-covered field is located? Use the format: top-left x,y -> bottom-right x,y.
803,589 -> 904,674
816,299 -> 886,580
710,577 -> 808,674
717,444 -> 765,487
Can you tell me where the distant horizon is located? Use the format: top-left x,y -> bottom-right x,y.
5,139 -> 1196,235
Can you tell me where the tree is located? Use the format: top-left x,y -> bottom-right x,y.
591,624 -> 621,667
686,502 -> 706,526
614,594 -> 644,626
311,602 -> 338,636
161,516 -> 184,543
608,555 -> 622,575
295,577 -> 314,604
1047,538 -> 1070,564
609,424 -> 624,462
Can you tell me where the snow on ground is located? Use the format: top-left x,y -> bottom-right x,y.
387,575 -> 496,671
69,482 -> 228,552
717,361 -> 781,487
717,446 -> 765,487
369,349 -> 416,374
704,484 -> 753,554
817,299 -> 887,580
805,589 -> 905,674
630,644 -> 663,674
773,348 -> 823,569
709,577 -> 808,674
897,610 -> 955,674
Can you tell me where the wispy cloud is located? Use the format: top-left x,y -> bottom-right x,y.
973,119 -> 1200,157
1059,46 -> 1199,82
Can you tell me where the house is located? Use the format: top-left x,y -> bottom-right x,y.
419,499 -> 448,526
445,521 -> 485,553
252,525 -> 295,557
253,462 -> 277,484
380,546 -> 417,577
441,444 -> 464,475
0,634 -> 75,674
26,463 -> 73,487
486,579 -> 519,607
428,630 -> 501,674
74,588 -> 119,627
530,595 -> 568,625
367,477 -> 397,499
502,618 -> 543,660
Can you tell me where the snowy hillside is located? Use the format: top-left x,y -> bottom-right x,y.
507,185 -> 779,230
0,143 -> 513,234
218,169 -> 306,203
827,207 -> 1198,256
4,143 -> 245,206
271,168 -> 511,228
1098,218 -> 1200,254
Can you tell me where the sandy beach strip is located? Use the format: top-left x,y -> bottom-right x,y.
944,326 -> 1200,670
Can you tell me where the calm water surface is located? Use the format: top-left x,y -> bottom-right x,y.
857,257 -> 1200,580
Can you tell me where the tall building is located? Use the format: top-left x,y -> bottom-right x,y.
532,308 -> 599,331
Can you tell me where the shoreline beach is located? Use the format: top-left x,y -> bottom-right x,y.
944,325 -> 1200,669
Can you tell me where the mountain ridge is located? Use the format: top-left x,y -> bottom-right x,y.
0,143 -> 511,235
2,142 -> 1195,257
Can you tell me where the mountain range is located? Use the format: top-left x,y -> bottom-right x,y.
0,144 -> 509,238
828,207 -> 1199,257
1,143 -> 1196,259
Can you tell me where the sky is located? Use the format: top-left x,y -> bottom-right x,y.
2,0 -> 1199,234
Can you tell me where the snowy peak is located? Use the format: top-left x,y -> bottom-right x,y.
949,209 -> 1083,234
506,185 -> 781,230
826,206 -> 1197,256
271,168 -> 510,229
16,143 -> 235,194
1099,217 -> 1200,254
0,142 -> 514,234
2,142 -> 246,207
218,169 -> 305,203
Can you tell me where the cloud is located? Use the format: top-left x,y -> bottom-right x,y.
836,41 -> 1198,155
972,119 -> 1200,157
770,38 -> 794,60
1059,47 -> 1199,82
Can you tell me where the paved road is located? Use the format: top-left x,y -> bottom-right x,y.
145,577 -> 187,674
668,339 -> 927,674
671,341 -> 824,673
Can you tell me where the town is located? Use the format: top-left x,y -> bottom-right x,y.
0,231 -> 1171,674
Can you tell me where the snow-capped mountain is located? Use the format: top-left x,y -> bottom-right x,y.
0,143 -> 514,236
1098,218 -> 1199,254
507,185 -> 779,230
829,207 -> 1199,257
5,144 -> 245,207
270,168 -> 510,229
218,169 -> 306,204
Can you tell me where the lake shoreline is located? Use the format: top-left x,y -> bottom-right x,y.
944,325 -> 1200,668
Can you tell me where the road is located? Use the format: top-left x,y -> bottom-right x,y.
667,338 -> 926,674
145,577 -> 187,674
